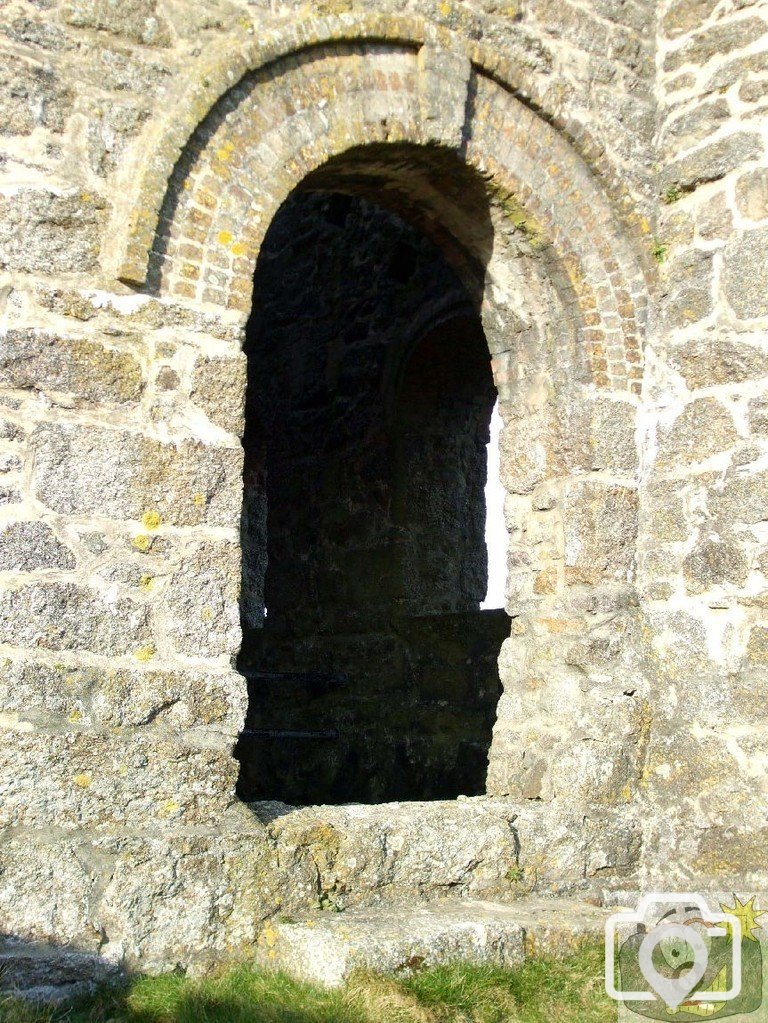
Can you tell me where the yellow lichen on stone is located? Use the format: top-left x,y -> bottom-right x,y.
135,645 -> 156,662
193,492 -> 207,507
159,798 -> 181,816
140,574 -> 154,591
132,534 -> 153,552
499,193 -> 545,248
260,921 -> 279,954
73,772 -> 92,789
141,510 -> 162,530
68,709 -> 82,723
218,230 -> 234,246
230,241 -> 249,257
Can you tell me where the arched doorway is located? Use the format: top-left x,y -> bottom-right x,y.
235,187 -> 508,804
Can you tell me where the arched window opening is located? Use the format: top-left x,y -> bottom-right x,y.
234,188 -> 509,806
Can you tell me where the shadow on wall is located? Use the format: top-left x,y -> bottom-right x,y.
234,146 -> 509,807
0,933 -> 124,1004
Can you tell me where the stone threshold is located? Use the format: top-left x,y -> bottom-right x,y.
255,895 -> 613,986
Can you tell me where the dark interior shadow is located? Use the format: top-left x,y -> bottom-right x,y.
233,144 -> 506,807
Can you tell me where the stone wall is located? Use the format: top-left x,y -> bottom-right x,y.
0,0 -> 765,983
637,0 -> 768,889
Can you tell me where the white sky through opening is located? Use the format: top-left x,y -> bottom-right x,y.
481,400 -> 508,610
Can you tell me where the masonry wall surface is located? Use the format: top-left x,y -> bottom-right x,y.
0,0 -> 765,983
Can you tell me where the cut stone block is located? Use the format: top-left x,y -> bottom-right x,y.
256,897 -> 610,987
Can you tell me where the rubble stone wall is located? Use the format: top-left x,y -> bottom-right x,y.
637,0 -> 768,888
0,0 -> 765,981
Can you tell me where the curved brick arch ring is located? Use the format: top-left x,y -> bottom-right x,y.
117,19 -> 649,392
107,12 -> 648,289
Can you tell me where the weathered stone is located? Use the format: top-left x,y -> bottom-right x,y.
87,101 -> 151,176
682,534 -> 749,593
664,18 -> 768,73
642,477 -> 690,542
710,468 -> 768,525
154,365 -> 179,390
0,731 -> 237,829
0,418 -> 23,441
746,625 -> 768,666
34,287 -> 98,321
661,284 -> 713,327
0,521 -> 76,572
498,403 -> 550,494
661,0 -> 718,37
162,540 -> 241,657
736,168 -> 768,221
668,337 -> 768,388
740,77 -> 768,105
81,42 -> 172,93
661,134 -> 763,192
748,394 -> 768,434
95,831 -> 272,970
190,353 -> 247,435
723,227 -> 768,320
0,330 -> 143,404
0,840 -> 98,948
588,398 -> 637,473
256,897 -> 609,987
0,190 -> 107,274
696,191 -> 733,242
96,559 -> 152,587
0,56 -> 72,135
0,656 -> 246,735
0,582 -> 150,655
263,799 -> 525,905
705,50 -> 768,92
662,248 -> 713,325
62,0 -> 171,46
0,451 -> 22,473
30,423 -> 243,528
660,207 -> 695,247
660,99 -> 729,150
2,16 -> 70,51
78,530 -> 109,554
642,608 -> 715,686
0,485 -> 22,506
563,481 -> 638,584
655,399 -> 738,468
666,71 -> 696,91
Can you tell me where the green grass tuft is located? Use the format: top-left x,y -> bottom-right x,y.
0,944 -> 613,1023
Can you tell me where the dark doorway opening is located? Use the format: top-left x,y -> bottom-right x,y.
234,187 -> 508,805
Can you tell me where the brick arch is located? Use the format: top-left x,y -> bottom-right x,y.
126,31 -> 648,393
106,13 -> 651,294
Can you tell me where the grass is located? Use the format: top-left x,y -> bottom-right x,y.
0,943 -> 613,1023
